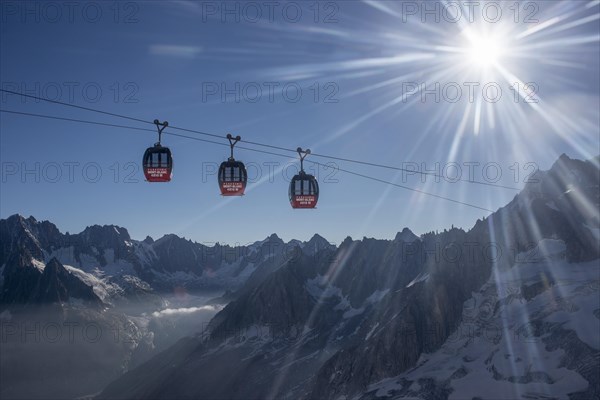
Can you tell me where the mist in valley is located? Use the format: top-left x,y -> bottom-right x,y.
0,291 -> 223,399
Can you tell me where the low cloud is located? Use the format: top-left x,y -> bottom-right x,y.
152,305 -> 219,318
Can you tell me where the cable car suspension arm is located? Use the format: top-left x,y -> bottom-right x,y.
227,133 -> 241,160
154,119 -> 168,145
297,147 -> 311,173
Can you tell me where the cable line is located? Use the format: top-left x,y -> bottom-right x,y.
1,108 -> 495,212
314,164 -> 494,212
0,89 -> 152,126
0,109 -> 230,147
0,89 -> 519,191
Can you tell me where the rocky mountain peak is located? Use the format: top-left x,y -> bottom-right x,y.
394,227 -> 419,243
303,234 -> 334,255
340,236 -> 354,247
308,233 -> 328,243
142,236 -> 154,245
4,213 -> 34,226
0,214 -> 62,265
43,257 -> 64,274
251,233 -> 285,249
307,233 -> 330,246
33,257 -> 101,305
266,233 -> 282,242
80,224 -> 131,244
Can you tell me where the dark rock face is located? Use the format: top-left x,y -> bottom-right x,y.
0,254 -> 101,307
494,154 -> 599,262
223,235 -> 303,298
303,233 -> 336,255
311,230 -> 488,397
208,251 -> 324,340
0,215 -> 63,264
150,234 -> 205,274
0,248 -> 44,304
70,225 -> 134,267
33,258 -> 102,305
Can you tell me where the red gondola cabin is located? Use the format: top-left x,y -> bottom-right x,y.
289,148 -> 319,209
218,160 -> 247,196
143,144 -> 173,182
143,119 -> 172,182
218,134 -> 247,196
289,172 -> 319,208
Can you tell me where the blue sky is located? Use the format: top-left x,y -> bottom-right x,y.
1,0 -> 599,245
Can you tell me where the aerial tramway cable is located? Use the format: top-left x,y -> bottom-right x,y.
0,88 -> 507,213
0,89 -> 519,192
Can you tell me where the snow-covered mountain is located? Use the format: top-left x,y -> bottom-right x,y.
98,154 -> 599,399
363,240 -> 599,400
0,216 -> 335,309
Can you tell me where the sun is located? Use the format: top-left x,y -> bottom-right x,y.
462,30 -> 506,69
468,37 -> 504,67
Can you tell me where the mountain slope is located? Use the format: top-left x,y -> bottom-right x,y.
362,244 -> 599,400
99,154 -> 599,400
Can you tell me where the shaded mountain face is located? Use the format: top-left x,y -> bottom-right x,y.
32,258 -> 102,305
483,153 -> 600,263
99,154 -> 599,400
0,251 -> 102,307
0,216 -> 63,263
1,248 -> 46,305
